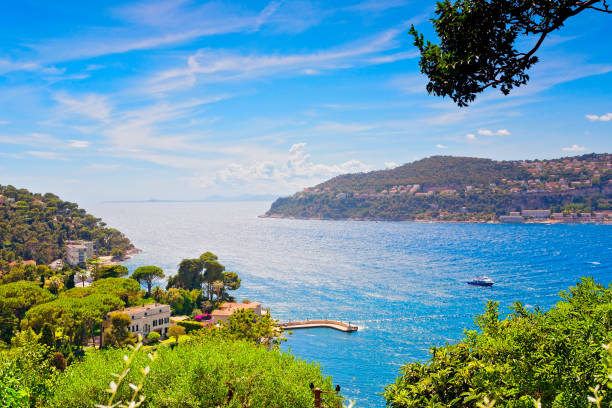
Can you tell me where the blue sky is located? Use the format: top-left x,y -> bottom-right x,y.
0,0 -> 611,202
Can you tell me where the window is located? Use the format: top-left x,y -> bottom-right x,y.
136,324 -> 139,331
153,320 -> 157,327
158,319 -> 163,325
164,317 -> 169,324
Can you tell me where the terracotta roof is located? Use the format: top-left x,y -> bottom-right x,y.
212,302 -> 261,316
122,303 -> 170,313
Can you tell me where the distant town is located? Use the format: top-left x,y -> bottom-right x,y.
265,154 -> 612,222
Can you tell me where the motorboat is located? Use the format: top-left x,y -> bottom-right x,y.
467,276 -> 494,286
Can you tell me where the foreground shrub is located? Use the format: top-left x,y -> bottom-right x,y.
177,320 -> 206,333
0,330 -> 57,407
146,331 -> 160,344
384,278 -> 612,407
50,332 -> 341,408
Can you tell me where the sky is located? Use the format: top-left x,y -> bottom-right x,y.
0,0 -> 611,202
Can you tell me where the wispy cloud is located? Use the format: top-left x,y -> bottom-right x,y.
68,140 -> 91,148
477,128 -> 510,136
152,27 -> 406,90
27,150 -> 63,160
562,144 -> 586,152
24,1 -> 327,64
384,161 -> 398,168
436,143 -> 448,149
54,93 -> 112,121
0,132 -> 59,147
465,133 -> 476,141
586,113 -> 612,122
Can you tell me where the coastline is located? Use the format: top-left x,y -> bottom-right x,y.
259,214 -> 612,225
98,247 -> 143,266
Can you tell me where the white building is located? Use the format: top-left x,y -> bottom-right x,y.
500,215 -> 524,223
121,303 -> 172,338
49,259 -> 64,271
521,209 -> 551,219
65,240 -> 94,265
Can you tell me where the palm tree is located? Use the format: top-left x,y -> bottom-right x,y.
76,270 -> 89,287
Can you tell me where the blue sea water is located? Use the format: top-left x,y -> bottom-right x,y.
87,201 -> 612,408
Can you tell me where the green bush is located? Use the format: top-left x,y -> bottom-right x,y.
177,320 -> 206,333
0,330 -> 57,407
384,278 -> 612,407
146,331 -> 161,344
49,333 -> 341,408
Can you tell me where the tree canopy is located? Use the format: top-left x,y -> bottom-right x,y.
0,184 -> 133,269
166,252 -> 241,302
130,265 -> 164,295
94,265 -> 129,281
410,0 -> 612,106
0,281 -> 55,323
384,278 -> 612,407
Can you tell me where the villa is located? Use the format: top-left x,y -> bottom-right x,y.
211,301 -> 263,324
107,303 -> 172,339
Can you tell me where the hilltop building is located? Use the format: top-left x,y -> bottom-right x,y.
65,240 -> 94,265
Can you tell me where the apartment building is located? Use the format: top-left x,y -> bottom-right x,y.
65,240 -> 94,265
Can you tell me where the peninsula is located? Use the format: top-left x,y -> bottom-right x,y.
263,154 -> 612,222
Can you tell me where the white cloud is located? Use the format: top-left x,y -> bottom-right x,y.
68,140 -> 91,148
436,143 -> 448,149
586,113 -> 612,122
54,93 -> 112,120
214,143 -> 371,187
152,27 -> 404,89
0,58 -> 40,74
0,132 -> 59,147
384,161 -> 398,168
466,133 -> 476,141
477,128 -> 510,136
562,144 -> 586,152
0,120 -> 8,125
27,151 -> 61,160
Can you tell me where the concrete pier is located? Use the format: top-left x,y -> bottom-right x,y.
279,320 -> 358,332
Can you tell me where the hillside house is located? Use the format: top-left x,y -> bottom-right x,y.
211,302 -> 263,324
106,303 -> 171,340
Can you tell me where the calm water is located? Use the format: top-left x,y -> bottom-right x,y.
87,201 -> 612,408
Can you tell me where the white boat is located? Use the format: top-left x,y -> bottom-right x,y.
467,276 -> 494,286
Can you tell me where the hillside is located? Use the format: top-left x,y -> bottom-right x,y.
265,154 -> 612,221
0,184 -> 134,269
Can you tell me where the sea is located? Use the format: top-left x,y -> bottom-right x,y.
87,201 -> 612,408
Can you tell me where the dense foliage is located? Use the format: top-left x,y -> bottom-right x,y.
167,252 -> 241,302
0,330 -> 58,408
49,333 -> 341,408
318,156 -> 530,191
266,155 -> 612,221
384,278 -> 612,407
410,0 -> 612,106
0,185 -> 133,269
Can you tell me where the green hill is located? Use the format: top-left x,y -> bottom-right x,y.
317,156 -> 529,192
265,154 -> 612,221
0,184 -> 134,269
